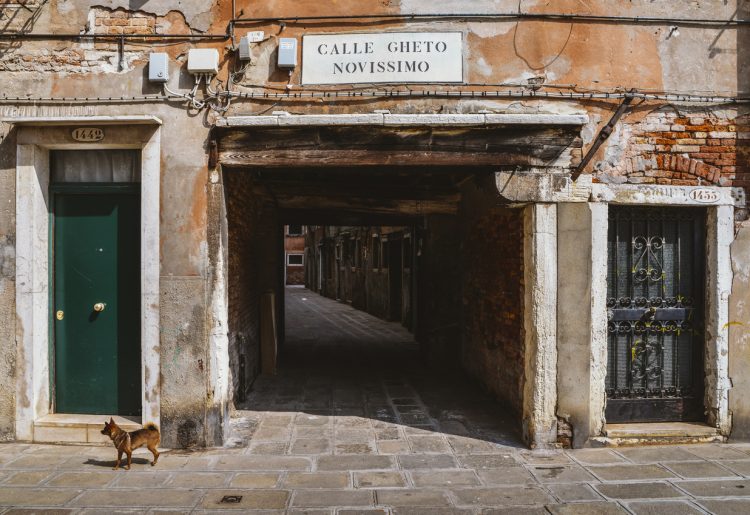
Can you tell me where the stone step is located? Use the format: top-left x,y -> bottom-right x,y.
593,422 -> 726,447
33,414 -> 142,445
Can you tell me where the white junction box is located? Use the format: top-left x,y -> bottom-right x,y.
187,48 -> 219,74
278,38 -> 297,69
239,32 -> 265,60
148,52 -> 169,82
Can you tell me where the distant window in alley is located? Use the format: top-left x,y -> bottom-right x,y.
288,253 -> 304,266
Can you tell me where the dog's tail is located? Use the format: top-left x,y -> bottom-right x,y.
143,422 -> 159,432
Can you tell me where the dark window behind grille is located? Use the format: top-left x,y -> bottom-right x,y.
606,206 -> 705,423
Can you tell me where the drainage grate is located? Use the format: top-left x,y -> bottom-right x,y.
219,495 -> 243,504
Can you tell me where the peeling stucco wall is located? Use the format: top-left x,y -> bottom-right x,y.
0,0 -> 748,447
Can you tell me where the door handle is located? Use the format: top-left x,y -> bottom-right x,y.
93,302 -> 106,312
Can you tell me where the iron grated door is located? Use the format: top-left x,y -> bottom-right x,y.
606,206 -> 705,423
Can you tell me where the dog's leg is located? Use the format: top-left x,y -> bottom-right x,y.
114,450 -> 122,470
147,442 -> 160,466
125,451 -> 132,470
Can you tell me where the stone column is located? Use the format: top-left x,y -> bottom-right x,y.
556,202 -> 608,448
522,203 -> 558,448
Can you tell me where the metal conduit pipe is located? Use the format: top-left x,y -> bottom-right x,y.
0,33 -> 228,40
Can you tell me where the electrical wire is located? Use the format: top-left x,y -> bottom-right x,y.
1,88 -> 747,105
231,12 -> 750,27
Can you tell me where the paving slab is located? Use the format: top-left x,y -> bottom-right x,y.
451,486 -> 553,506
617,446 -> 704,463
546,502 -> 628,514
587,464 -> 675,481
398,455 -> 457,470
335,443 -> 376,454
457,455 -> 518,469
684,444 -> 750,460
567,449 -> 627,465
481,508 -> 550,515
355,471 -> 407,488
390,509 -> 473,515
199,489 -> 290,510
407,436 -> 451,454
518,452 -> 572,466
718,459 -> 750,476
409,470 -> 480,487
594,482 -> 684,499
46,471 -> 116,487
292,489 -> 374,508
213,455 -> 311,471
228,472 -> 280,488
697,499 -> 750,514
111,471 -> 172,488
169,472 -> 228,487
376,489 -> 451,506
477,467 -> 536,486
70,489 -> 202,508
291,439 -> 332,454
626,500 -> 704,514
0,487 -> 82,507
317,455 -> 393,471
377,440 -> 411,454
2,470 -> 53,486
284,472 -> 349,489
546,483 -> 603,502
663,460 -> 739,478
674,478 -> 750,497
530,465 -> 597,483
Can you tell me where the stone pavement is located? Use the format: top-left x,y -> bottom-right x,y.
0,288 -> 749,513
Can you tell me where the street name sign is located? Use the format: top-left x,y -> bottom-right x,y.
301,32 -> 463,85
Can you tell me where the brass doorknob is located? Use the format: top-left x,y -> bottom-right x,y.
93,302 -> 106,312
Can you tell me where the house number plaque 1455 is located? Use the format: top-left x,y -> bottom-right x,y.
71,127 -> 104,142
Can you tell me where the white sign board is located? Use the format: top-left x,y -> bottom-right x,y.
302,32 -> 463,85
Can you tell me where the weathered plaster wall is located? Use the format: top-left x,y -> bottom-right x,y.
1,0 -> 748,447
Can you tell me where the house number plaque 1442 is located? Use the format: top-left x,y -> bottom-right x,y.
71,127 -> 104,142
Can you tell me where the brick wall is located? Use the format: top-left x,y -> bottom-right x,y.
461,207 -> 525,417
286,266 -> 304,285
224,171 -> 263,404
595,107 -> 741,189
91,7 -> 156,35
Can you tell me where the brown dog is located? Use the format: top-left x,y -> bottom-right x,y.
101,418 -> 160,470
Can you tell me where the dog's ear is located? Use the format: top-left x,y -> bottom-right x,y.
109,417 -> 115,424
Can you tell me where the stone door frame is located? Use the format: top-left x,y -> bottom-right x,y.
555,183 -> 742,447
11,117 -> 161,440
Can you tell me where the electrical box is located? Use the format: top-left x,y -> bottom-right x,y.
187,48 -> 219,74
239,32 -> 264,60
148,53 -> 169,82
277,38 -> 297,69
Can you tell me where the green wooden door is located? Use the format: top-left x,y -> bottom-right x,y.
54,192 -> 141,415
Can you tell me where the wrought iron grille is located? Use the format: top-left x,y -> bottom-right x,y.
606,207 -> 705,421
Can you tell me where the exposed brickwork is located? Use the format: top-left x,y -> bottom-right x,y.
462,207 -> 525,418
225,171 -> 263,404
91,7 -> 156,35
286,266 -> 304,285
595,108 -> 742,189
285,231 -> 305,285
